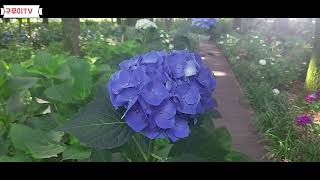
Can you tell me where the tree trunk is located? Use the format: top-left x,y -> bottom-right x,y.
62,18 -> 81,56
164,18 -> 172,31
127,18 -> 139,26
276,18 -> 289,32
305,18 -> 320,91
43,18 -> 49,28
27,18 -> 31,37
3,19 -> 10,23
233,18 -> 242,31
116,18 -> 122,25
18,19 -> 22,35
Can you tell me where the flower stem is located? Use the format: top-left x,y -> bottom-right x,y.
132,136 -> 148,162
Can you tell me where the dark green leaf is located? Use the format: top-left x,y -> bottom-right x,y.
58,89 -> 134,149
6,92 -> 26,114
8,76 -> 39,91
110,152 -> 128,162
167,154 -> 207,162
32,52 -> 67,77
0,153 -> 32,162
211,110 -> 222,119
62,145 -> 91,161
67,58 -> 92,100
26,115 -> 59,131
153,144 -> 173,161
90,149 -> 112,162
52,64 -> 72,80
225,151 -> 253,162
0,62 -> 7,87
120,134 -> 149,162
9,124 -> 66,159
44,82 -> 74,103
169,127 -> 231,161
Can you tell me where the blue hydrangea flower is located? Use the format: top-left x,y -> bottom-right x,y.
191,18 -> 217,29
107,50 -> 216,142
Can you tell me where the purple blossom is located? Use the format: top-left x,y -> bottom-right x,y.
295,114 -> 312,126
316,90 -> 320,99
107,50 -> 216,142
305,92 -> 317,103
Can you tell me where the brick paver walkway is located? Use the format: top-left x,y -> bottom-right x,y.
199,40 -> 267,161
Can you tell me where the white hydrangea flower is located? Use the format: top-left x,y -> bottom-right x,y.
135,19 -> 158,30
226,34 -> 230,38
169,44 -> 174,49
273,89 -> 280,95
236,56 -> 240,60
259,59 -> 267,65
160,34 -> 164,38
262,44 -> 266,47
275,41 -> 281,46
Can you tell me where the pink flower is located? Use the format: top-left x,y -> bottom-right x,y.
305,92 -> 317,103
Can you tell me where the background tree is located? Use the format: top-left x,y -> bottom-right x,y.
273,18 -> 289,33
305,18 -> 320,91
164,18 -> 172,31
18,19 -> 22,35
27,18 -> 31,37
127,18 -> 139,26
43,18 -> 49,28
62,18 -> 81,56
233,18 -> 242,31
116,18 -> 122,25
3,18 -> 10,23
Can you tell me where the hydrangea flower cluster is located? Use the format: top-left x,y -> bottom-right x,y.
107,50 -> 216,141
191,18 -> 217,29
135,19 -> 158,30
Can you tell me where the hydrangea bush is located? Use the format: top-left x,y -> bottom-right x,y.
135,19 -> 158,30
107,50 -> 216,141
191,18 -> 217,29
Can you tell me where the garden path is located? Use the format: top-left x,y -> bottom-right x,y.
199,40 -> 268,161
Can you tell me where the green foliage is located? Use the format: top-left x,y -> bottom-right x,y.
59,85 -> 134,149
214,18 -> 320,161
9,123 -> 65,159
62,144 -> 91,161
0,19 -> 245,162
